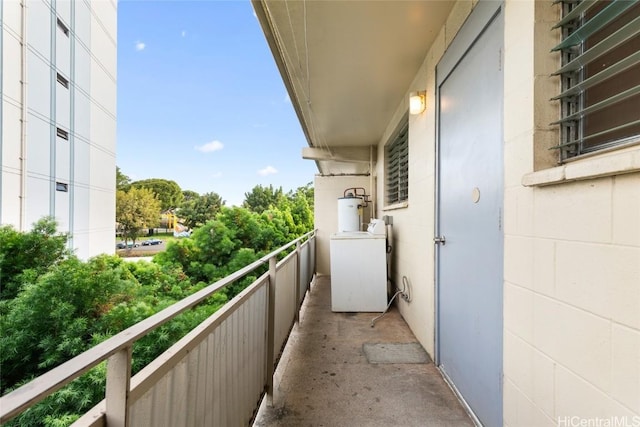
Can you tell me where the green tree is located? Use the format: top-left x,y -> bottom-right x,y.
0,218 -> 69,300
116,166 -> 131,190
243,184 -> 284,213
155,203 -> 306,299
257,208 -> 293,249
185,219 -> 238,283
217,206 -> 261,249
288,182 -> 314,209
131,178 -> 184,211
182,190 -> 200,203
116,187 -> 161,245
287,187 -> 314,234
0,256 -> 137,392
178,192 -> 225,229
0,222 -> 236,426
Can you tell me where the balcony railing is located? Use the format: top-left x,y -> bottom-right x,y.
0,231 -> 316,426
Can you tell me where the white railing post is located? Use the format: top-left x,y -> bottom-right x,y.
309,233 -> 315,293
0,231 -> 316,424
265,255 -> 277,404
295,240 -> 301,322
105,346 -> 132,427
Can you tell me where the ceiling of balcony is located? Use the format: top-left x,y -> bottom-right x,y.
253,0 -> 454,174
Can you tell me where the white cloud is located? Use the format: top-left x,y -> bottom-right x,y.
211,171 -> 223,178
135,41 -> 146,51
195,140 -> 224,153
257,166 -> 278,176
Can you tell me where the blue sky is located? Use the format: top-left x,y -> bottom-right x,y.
117,0 -> 316,206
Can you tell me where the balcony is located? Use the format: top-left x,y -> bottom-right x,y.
254,275 -> 472,426
0,231 -> 471,426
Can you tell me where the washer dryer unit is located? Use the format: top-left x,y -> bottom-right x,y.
329,219 -> 388,312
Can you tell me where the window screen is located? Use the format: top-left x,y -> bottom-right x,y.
385,117 -> 409,205
551,0 -> 640,160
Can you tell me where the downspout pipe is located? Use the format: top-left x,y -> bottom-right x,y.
19,0 -> 28,230
370,145 -> 375,217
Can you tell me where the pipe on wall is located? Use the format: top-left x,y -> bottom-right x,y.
19,0 -> 28,230
370,145 -> 375,217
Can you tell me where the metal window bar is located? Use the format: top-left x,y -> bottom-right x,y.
553,14 -> 640,75
551,0 -> 637,51
552,0 -> 600,29
552,50 -> 640,99
551,0 -> 640,160
550,117 -> 640,149
386,119 -> 409,204
552,83 -> 640,124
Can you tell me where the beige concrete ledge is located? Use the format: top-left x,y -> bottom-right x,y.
522,145 -> 640,187
382,201 -> 409,211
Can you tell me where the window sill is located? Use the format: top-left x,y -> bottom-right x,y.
383,201 -> 409,211
522,145 -> 640,187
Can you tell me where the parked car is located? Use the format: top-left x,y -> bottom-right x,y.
141,238 -> 163,246
116,241 -> 140,249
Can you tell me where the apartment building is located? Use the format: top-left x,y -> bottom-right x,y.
1,0 -> 117,258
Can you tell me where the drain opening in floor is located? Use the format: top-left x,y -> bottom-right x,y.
363,342 -> 431,364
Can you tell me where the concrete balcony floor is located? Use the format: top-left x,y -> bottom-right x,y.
254,276 -> 474,426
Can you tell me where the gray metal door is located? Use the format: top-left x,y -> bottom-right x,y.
436,6 -> 503,427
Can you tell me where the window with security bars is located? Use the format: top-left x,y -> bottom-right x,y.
385,117 -> 409,205
551,0 -> 640,161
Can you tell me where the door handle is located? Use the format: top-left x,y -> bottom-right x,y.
434,236 -> 446,245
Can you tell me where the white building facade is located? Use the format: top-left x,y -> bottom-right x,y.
1,0 -> 117,259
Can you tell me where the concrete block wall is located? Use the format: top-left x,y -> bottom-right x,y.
368,0 -> 639,423
503,1 -> 640,425
504,174 -> 640,426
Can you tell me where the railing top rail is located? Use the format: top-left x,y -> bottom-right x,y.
0,230 -> 316,423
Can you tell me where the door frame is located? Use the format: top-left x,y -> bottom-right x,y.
433,0 -> 504,423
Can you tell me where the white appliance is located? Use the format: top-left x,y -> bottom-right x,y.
337,196 -> 362,232
329,219 -> 388,312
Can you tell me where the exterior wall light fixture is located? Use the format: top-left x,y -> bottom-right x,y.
409,91 -> 426,115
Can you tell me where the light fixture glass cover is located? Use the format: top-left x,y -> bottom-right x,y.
409,91 -> 426,115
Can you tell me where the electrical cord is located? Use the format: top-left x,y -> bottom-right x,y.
370,289 -> 403,328
370,276 -> 410,327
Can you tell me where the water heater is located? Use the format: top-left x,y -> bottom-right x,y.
337,196 -> 361,232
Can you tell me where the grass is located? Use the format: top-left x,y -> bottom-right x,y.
115,232 -> 180,245
140,232 -> 179,245
115,232 -> 190,258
